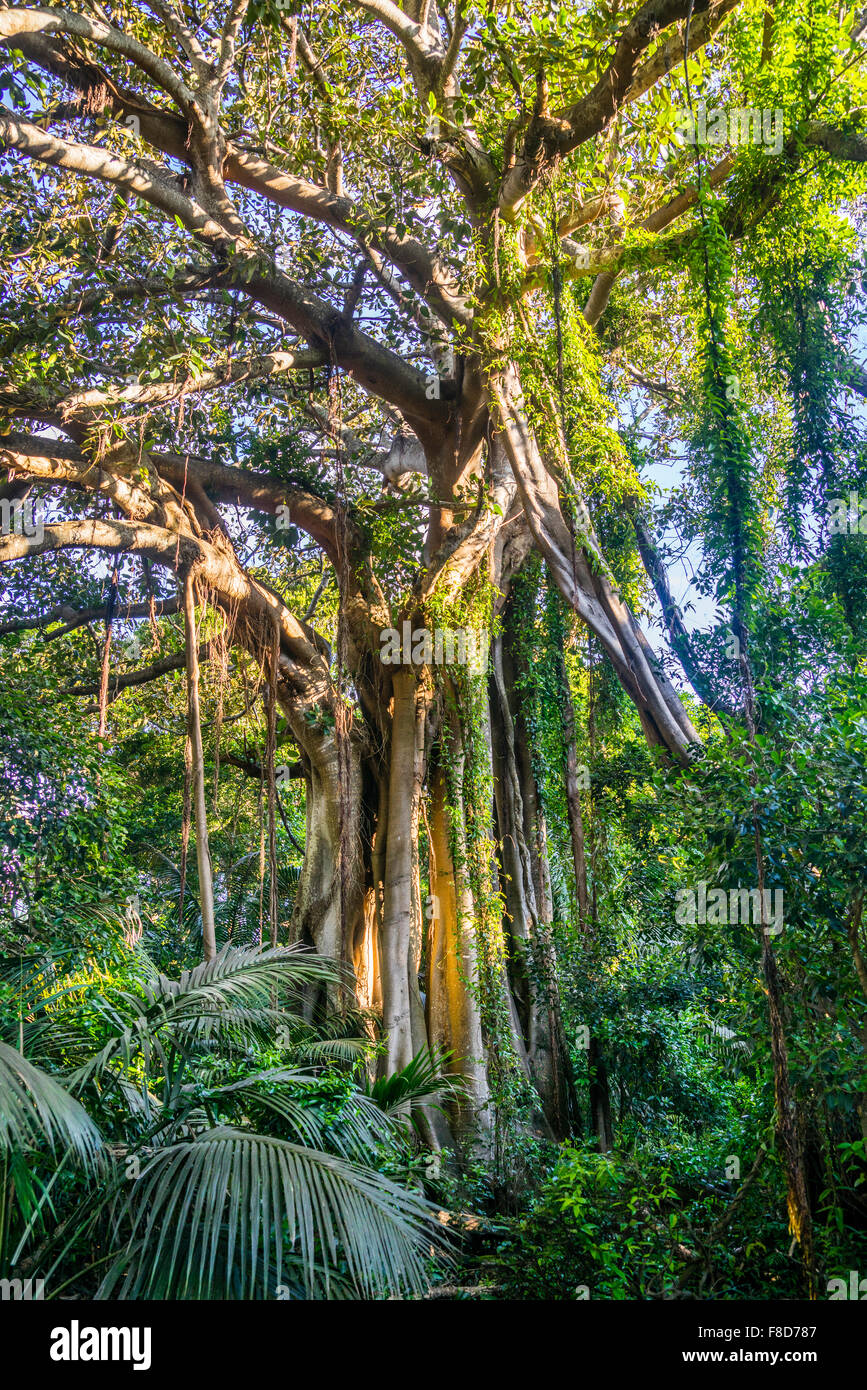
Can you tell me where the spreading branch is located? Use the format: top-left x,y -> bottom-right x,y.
63,641 -> 211,696
498,0 -> 734,217
0,596 -> 179,639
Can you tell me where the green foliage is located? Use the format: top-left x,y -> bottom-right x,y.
363,1046 -> 468,1136
493,1140 -> 812,1300
0,933 -> 449,1300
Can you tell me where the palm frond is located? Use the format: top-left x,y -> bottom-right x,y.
365,1047 -> 468,1119
0,1042 -> 102,1168
290,1036 -> 373,1063
152,943 -> 346,1020
208,1068 -> 398,1162
102,1128 -> 445,1299
68,944 -> 349,1088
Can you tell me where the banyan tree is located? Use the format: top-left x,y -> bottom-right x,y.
2,0 -> 866,1171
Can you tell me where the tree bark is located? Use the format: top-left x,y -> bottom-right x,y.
380,668 -> 426,1074
427,752 -> 491,1134
286,714 -> 365,993
588,1035 -> 614,1153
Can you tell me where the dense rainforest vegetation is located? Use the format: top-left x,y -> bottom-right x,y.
1,0 -> 867,1307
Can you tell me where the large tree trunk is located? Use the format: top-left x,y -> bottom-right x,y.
427,751 -> 491,1135
285,706 -> 366,1015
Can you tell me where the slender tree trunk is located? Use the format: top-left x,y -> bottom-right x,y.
588,1036 -> 614,1153
183,571 -> 217,963
760,923 -> 814,1291
730,614 -> 815,1293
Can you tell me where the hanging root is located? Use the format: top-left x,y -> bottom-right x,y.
210,597 -> 235,807
179,731 -> 192,934
142,558 -> 162,653
265,615 -> 280,947
97,565 -> 119,741
183,572 -> 218,961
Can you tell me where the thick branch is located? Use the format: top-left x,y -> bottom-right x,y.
346,0 -> 444,77
141,0 -> 210,76
499,0 -> 731,217
0,115 -> 449,424
580,154 -> 733,324
627,503 -> 731,715
1,348 -> 326,423
2,26 -> 470,329
63,642 -> 209,695
0,515 -> 200,566
0,431 -> 344,567
0,8 -> 198,118
573,122 -> 867,322
225,148 -> 471,328
0,596 -> 179,639
0,110 -> 236,243
214,0 -> 250,95
623,0 -> 739,106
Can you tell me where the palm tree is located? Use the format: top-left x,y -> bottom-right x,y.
0,935 -> 450,1299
